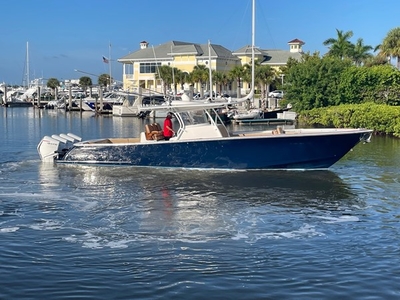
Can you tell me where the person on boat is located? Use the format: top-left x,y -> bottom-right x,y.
163,112 -> 174,140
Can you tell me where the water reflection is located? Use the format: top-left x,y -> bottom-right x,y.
137,168 -> 357,211
39,164 -> 356,208
35,164 -> 362,247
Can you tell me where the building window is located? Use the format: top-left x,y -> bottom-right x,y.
140,62 -> 161,73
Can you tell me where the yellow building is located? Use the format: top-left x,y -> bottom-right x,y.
118,39 -> 305,94
118,40 -> 239,94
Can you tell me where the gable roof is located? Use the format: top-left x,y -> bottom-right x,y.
288,38 -> 305,44
260,49 -> 303,65
118,40 -> 238,62
232,45 -> 303,65
232,45 -> 264,56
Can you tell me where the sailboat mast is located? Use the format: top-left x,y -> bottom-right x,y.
251,0 -> 255,95
109,43 -> 112,89
171,45 -> 176,100
27,41 -> 30,87
208,40 -> 212,100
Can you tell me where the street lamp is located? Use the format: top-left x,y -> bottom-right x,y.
280,74 -> 285,86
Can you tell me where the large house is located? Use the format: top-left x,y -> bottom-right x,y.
117,39 -> 305,95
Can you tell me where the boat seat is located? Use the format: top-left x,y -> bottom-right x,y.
272,127 -> 285,135
145,123 -> 164,141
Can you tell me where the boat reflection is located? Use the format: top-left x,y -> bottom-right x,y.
38,164 -> 361,246
39,164 -> 358,211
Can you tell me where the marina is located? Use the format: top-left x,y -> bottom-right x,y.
34,0 -> 371,170
1,106 -> 399,299
2,0 -> 400,298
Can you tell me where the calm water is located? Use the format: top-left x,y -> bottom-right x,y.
1,107 -> 400,299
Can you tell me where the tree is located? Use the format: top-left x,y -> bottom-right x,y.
47,78 -> 60,97
212,71 -> 226,95
228,65 -> 247,97
363,55 -> 389,67
255,65 -> 276,99
79,76 -> 92,96
155,65 -> 174,96
351,38 -> 373,66
380,27 -> 400,69
220,72 -> 232,95
176,70 -> 188,91
338,65 -> 400,106
191,65 -> 209,97
323,29 -> 354,59
98,74 -> 111,88
172,68 -> 183,95
284,53 -> 352,111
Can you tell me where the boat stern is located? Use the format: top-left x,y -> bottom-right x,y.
37,133 -> 82,162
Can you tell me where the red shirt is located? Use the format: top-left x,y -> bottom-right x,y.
163,118 -> 173,138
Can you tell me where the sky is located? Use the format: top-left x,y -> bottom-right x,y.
1,0 -> 399,86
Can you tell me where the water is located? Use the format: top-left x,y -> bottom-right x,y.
1,107 -> 400,299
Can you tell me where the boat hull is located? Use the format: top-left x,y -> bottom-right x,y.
59,130 -> 371,169
6,101 -> 33,107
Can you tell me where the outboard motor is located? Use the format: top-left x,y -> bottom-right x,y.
37,133 -> 82,162
37,136 -> 65,162
66,133 -> 82,142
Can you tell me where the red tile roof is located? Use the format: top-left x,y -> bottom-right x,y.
288,38 -> 305,44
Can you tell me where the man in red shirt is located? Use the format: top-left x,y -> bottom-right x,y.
163,112 -> 174,140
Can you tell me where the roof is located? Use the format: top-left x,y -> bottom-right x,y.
118,39 -> 305,66
232,45 -> 264,56
118,40 -> 238,62
260,49 -> 303,65
288,38 -> 305,44
233,45 -> 303,65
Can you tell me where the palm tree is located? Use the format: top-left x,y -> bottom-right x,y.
98,74 -> 111,89
380,27 -> 400,69
176,70 -> 188,91
156,65 -> 174,96
228,65 -> 247,97
47,77 -> 60,98
351,38 -> 373,66
191,65 -> 209,97
79,76 -> 92,96
212,71 -> 225,95
220,72 -> 231,95
255,65 -> 276,100
323,29 -> 354,59
171,67 -> 181,95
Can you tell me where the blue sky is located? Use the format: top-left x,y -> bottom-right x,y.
2,0 -> 399,85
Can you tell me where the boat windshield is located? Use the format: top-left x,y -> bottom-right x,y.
179,110 -> 208,126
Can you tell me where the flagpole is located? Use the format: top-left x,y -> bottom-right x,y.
109,42 -> 112,89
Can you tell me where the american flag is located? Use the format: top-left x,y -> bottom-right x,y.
102,56 -> 109,63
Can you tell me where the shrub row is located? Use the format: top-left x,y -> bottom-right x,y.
299,103 -> 400,137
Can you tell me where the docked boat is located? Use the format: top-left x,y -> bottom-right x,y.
230,108 -> 263,121
229,107 -> 293,122
77,92 -> 126,112
36,0 -> 373,170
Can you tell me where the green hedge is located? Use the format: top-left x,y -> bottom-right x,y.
299,103 -> 400,137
